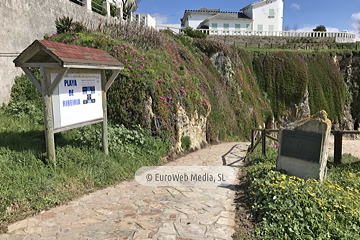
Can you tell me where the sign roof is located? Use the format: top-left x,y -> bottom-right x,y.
14,40 -> 124,69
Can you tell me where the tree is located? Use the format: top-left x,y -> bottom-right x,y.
120,0 -> 141,19
293,24 -> 299,31
313,25 -> 327,32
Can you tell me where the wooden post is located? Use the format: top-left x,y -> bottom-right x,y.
41,67 -> 56,162
262,129 -> 266,156
334,131 -> 342,165
101,70 -> 109,155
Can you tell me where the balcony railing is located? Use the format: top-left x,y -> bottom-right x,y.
196,29 -> 356,43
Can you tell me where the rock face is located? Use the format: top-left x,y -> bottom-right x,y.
144,96 -> 210,152
175,106 -> 210,152
276,89 -> 311,128
277,110 -> 332,182
210,51 -> 235,83
334,51 -> 360,129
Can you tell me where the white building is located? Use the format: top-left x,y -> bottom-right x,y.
134,13 -> 157,28
156,24 -> 182,34
180,0 -> 284,31
241,0 -> 283,31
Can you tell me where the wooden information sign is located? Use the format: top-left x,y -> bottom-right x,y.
14,40 -> 124,162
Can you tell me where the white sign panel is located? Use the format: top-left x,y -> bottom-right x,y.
52,71 -> 103,130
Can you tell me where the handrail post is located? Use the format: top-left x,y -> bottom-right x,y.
334,131 -> 342,165
262,129 -> 266,156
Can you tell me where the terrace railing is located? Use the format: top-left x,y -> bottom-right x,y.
196,29 -> 356,43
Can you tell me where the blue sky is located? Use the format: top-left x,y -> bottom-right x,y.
137,0 -> 360,38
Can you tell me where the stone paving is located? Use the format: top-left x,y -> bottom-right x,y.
0,142 -> 249,240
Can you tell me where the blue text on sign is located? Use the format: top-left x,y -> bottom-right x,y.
63,99 -> 80,107
64,80 -> 77,87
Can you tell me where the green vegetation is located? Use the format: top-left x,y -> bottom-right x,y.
252,51 -> 346,121
247,148 -> 360,239
43,25 -> 271,142
182,27 -> 207,39
55,16 -> 86,34
313,25 -> 327,32
181,136 -> 191,150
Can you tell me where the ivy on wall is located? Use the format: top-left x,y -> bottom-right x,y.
252,52 -> 346,122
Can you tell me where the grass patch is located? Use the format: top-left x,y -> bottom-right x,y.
246,148 -> 360,239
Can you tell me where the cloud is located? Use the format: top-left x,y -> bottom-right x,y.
350,13 -> 360,41
152,13 -> 169,25
349,29 -> 360,41
351,12 -> 360,21
290,3 -> 300,10
327,27 -> 340,32
296,24 -> 339,32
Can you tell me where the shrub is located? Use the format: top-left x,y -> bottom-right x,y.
181,136 -> 191,150
3,73 -> 43,123
55,16 -> 87,34
183,27 -> 207,39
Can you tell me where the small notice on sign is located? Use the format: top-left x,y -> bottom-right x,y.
52,71 -> 103,130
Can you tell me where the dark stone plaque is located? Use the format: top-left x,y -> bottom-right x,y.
280,130 -> 323,163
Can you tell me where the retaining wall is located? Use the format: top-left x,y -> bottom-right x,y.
0,0 -> 116,105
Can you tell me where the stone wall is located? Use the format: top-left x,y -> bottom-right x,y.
0,0 -> 117,105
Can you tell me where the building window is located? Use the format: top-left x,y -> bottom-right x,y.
212,23 -> 218,30
224,23 -> 229,30
269,25 -> 274,31
269,9 -> 275,18
235,24 -> 241,30
246,23 -> 252,30
258,24 -> 263,31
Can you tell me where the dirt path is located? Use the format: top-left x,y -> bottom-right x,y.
0,142 -> 250,240
327,136 -> 360,159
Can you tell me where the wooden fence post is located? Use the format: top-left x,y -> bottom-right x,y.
262,129 -> 266,156
334,131 -> 342,165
